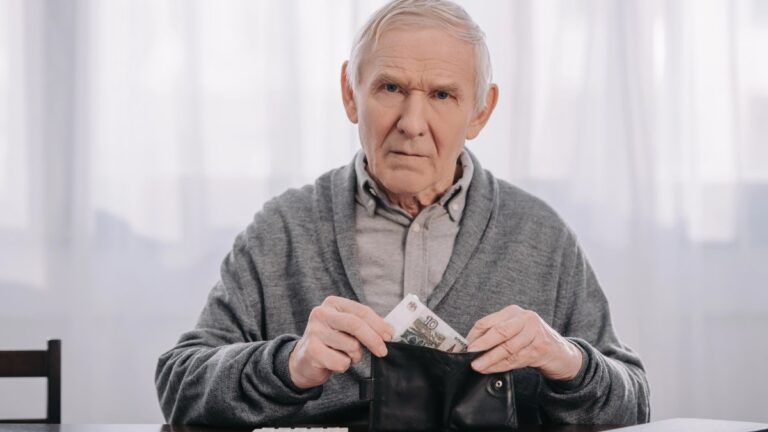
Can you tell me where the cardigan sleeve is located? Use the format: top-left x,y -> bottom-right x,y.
537,230 -> 651,425
154,228 -> 323,426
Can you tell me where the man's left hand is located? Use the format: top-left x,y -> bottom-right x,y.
466,305 -> 583,381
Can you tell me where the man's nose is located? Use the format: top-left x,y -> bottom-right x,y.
396,93 -> 428,138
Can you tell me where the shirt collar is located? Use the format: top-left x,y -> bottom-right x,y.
354,149 -> 474,222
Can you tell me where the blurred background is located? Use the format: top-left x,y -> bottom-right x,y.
1,0 -> 767,424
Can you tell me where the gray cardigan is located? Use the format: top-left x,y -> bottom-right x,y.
155,151 -> 650,426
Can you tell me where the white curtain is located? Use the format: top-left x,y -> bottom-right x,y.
1,0 -> 766,423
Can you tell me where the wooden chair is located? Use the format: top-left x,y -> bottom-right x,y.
0,339 -> 61,423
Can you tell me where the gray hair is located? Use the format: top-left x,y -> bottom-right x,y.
347,0 -> 493,113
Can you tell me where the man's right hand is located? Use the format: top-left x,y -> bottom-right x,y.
288,296 -> 394,389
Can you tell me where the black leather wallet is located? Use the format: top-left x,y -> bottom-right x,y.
359,341 -> 518,431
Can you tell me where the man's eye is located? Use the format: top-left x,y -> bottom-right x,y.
435,91 -> 450,100
384,83 -> 399,93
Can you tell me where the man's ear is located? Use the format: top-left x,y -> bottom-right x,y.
466,84 -> 499,140
341,61 -> 359,124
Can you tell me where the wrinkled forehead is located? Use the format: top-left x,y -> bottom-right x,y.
359,26 -> 476,88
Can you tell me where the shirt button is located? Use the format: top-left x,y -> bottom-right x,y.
450,203 -> 459,211
412,223 -> 421,233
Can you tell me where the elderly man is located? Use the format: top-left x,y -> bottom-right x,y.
156,0 -> 650,427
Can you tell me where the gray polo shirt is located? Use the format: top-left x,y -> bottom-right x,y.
354,149 -> 474,317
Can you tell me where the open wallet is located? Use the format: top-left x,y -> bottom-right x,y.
358,341 -> 542,432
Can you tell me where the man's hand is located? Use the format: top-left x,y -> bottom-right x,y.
466,305 -> 583,381
288,296 -> 394,389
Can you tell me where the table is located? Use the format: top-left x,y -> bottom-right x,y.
0,425 -> 620,432
4,418 -> 767,432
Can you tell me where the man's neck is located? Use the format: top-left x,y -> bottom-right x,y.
370,161 -> 463,218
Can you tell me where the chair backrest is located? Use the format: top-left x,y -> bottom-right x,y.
0,339 -> 61,424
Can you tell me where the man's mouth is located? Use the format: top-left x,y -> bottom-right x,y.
390,150 -> 425,157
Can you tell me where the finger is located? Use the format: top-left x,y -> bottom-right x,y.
470,326 -> 536,372
313,343 -> 354,373
467,314 -> 527,352
466,305 -> 522,344
325,296 -> 395,340
322,330 -> 365,363
480,344 -> 537,374
465,327 -> 488,346
325,309 -> 388,357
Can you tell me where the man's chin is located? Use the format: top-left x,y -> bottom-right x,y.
378,177 -> 431,197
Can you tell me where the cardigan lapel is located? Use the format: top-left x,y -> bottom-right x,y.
426,149 -> 496,310
309,158 -> 367,303
322,159 -> 368,303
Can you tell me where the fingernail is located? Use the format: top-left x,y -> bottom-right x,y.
471,360 -> 483,371
467,343 -> 477,352
384,333 -> 393,342
379,347 -> 388,357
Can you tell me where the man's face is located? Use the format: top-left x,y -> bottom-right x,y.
342,27 -> 496,196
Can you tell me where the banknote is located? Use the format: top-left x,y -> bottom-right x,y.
384,294 -> 468,353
